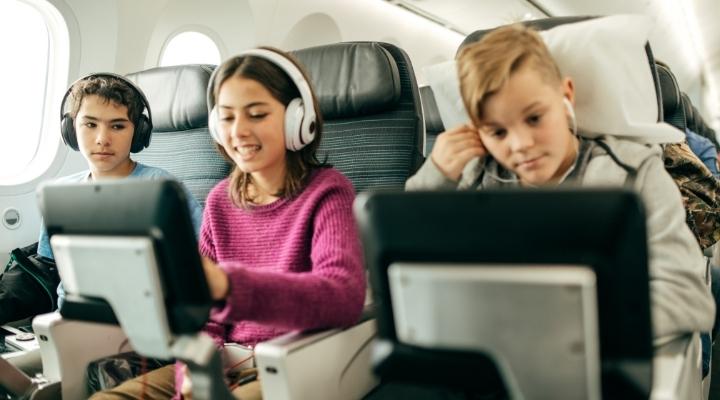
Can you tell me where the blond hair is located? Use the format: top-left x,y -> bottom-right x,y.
457,24 -> 562,127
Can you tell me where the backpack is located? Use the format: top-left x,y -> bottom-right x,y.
663,142 -> 720,250
0,242 -> 61,324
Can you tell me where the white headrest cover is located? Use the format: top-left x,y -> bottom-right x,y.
424,15 -> 684,144
539,15 -> 682,143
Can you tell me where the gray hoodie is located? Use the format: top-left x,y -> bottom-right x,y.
406,135 -> 715,340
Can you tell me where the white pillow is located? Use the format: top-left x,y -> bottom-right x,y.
540,15 -> 682,143
423,60 -> 469,129
423,15 -> 683,144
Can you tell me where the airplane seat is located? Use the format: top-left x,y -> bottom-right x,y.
655,61 -> 715,399
697,115 -> 720,150
244,41 -> 424,400
418,86 -> 445,156
459,16 -> 665,127
682,92 -> 720,150
698,120 -> 720,152
30,64 -> 233,400
31,43 -> 424,400
678,88 -> 720,399
655,61 -> 687,132
682,92 -> 702,136
363,15 -> 703,400
680,92 -> 697,131
690,105 -> 704,137
292,41 -> 424,193
127,64 -> 232,207
2,66 -> 230,390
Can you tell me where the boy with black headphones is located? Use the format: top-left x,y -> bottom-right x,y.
37,73 -> 203,306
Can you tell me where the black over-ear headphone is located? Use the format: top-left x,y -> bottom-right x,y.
60,72 -> 153,153
206,49 -> 317,151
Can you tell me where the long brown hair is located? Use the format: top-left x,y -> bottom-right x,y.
210,47 -> 325,208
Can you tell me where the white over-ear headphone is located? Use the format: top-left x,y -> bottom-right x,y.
207,49 -> 318,151
563,97 -> 577,136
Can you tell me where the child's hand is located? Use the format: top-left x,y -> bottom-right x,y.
181,364 -> 193,400
202,256 -> 230,301
430,124 -> 487,181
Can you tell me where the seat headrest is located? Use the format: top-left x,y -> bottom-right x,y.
655,61 -> 685,132
697,121 -> 719,148
689,104 -> 719,148
690,105 -> 703,134
458,16 -> 661,117
446,15 -> 682,144
419,86 -> 445,134
126,65 -> 215,133
698,117 -> 716,141
702,124 -> 720,149
681,92 -> 720,148
681,93 -> 698,132
291,42 -> 401,119
655,62 -> 681,116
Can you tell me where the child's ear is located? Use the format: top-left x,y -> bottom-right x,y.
561,77 -> 575,106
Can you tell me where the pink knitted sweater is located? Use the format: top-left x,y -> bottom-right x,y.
174,167 -> 365,398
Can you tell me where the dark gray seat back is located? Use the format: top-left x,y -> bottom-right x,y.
419,86 -> 445,156
681,92 -> 720,149
293,42 -> 424,192
127,65 -> 231,207
655,61 -> 687,132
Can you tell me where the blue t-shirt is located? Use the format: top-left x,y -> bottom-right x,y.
36,162 -> 203,307
686,128 -> 719,178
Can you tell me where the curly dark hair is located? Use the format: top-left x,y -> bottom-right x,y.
65,75 -> 144,126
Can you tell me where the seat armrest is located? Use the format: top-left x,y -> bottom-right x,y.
255,317 -> 378,400
651,332 -> 702,400
2,348 -> 42,376
2,322 -> 43,375
28,380 -> 62,400
33,312 -> 128,400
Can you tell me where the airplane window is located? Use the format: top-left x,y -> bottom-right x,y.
159,31 -> 221,67
0,0 -> 49,181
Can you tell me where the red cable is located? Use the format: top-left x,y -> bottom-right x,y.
139,356 -> 148,400
224,353 -> 254,374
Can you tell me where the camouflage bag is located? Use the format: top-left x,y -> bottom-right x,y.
663,141 -> 720,250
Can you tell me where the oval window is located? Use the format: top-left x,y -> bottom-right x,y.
0,0 -> 50,182
159,31 -> 221,67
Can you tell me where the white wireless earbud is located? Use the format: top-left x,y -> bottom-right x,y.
563,97 -> 577,136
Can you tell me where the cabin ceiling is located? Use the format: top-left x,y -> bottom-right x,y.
694,0 -> 720,102
392,0 -> 547,33
400,0 -> 720,119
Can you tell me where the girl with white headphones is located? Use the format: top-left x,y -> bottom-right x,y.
93,48 -> 365,400
190,47 -> 364,399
